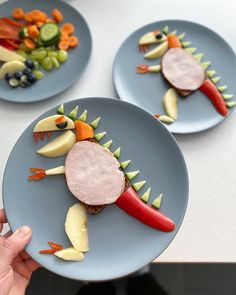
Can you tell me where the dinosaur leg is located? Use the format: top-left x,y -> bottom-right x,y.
136,64 -> 161,74
28,166 -> 65,181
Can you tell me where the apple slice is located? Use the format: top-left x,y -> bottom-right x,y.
0,46 -> 25,62
0,61 -> 26,79
34,115 -> 75,132
144,41 -> 168,59
37,130 -> 76,157
163,88 -> 178,120
54,247 -> 84,261
65,203 -> 89,252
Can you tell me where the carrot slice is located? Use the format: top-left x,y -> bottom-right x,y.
24,38 -> 36,49
38,12 -> 47,22
60,32 -> 69,41
27,25 -> 39,38
46,18 -> 56,23
58,40 -> 69,50
12,8 -> 25,20
167,35 -> 182,49
68,36 -> 79,48
61,23 -> 74,35
36,21 -> 44,28
24,12 -> 33,23
75,121 -> 94,141
52,9 -> 63,23
31,9 -> 43,22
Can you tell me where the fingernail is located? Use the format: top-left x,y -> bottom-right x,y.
16,226 -> 32,237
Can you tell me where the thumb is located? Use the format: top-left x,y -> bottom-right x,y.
0,226 -> 32,269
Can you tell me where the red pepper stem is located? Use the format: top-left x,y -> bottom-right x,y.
116,187 -> 175,232
199,79 -> 228,117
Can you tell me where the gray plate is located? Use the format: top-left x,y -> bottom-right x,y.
0,0 -> 92,103
113,20 -> 236,134
3,97 -> 188,281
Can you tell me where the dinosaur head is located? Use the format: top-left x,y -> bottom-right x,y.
139,30 -> 167,53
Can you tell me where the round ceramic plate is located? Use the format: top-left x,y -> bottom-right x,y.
3,97 -> 188,281
113,20 -> 236,134
0,0 -> 92,103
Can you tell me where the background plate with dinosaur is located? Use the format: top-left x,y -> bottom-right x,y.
113,20 -> 236,134
3,97 -> 188,281
0,0 -> 92,103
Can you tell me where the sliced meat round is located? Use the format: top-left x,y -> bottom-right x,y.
65,141 -> 125,205
161,48 -> 205,91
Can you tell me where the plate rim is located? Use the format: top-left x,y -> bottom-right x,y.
0,0 -> 93,104
2,96 -> 189,281
112,19 -> 236,135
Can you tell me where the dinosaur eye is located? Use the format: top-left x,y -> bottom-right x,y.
55,116 -> 68,129
155,33 -> 163,39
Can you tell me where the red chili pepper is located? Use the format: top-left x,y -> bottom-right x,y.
116,187 -> 175,232
48,241 -> 63,250
4,39 -> 20,49
39,249 -> 58,254
1,17 -> 23,28
199,79 -> 228,117
0,40 -> 15,51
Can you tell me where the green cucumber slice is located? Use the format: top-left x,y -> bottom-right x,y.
206,70 -> 216,78
182,41 -> 191,48
226,101 -> 236,108
201,61 -> 211,70
178,32 -> 186,40
78,110 -> 87,122
132,181 -> 146,192
90,117 -> 101,129
113,147 -> 121,158
185,47 -> 197,54
57,104 -> 64,115
40,23 -> 60,44
223,94 -> 233,100
120,160 -> 131,170
140,187 -> 151,203
126,171 -> 140,180
217,85 -> 228,92
169,30 -> 177,35
103,140 -> 113,149
19,26 -> 28,39
152,193 -> 163,209
193,53 -> 204,62
94,131 -> 106,141
211,76 -> 221,84
162,26 -> 169,35
68,106 -> 79,120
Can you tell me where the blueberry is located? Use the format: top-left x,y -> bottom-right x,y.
155,33 -> 163,39
23,68 -> 32,76
25,59 -> 35,69
14,71 -> 23,80
5,72 -> 14,81
27,73 -> 37,84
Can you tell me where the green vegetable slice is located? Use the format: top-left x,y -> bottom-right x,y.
94,131 -> 106,141
152,193 -> 163,209
90,117 -> 101,129
102,140 -> 113,149
177,32 -> 186,40
40,23 -> 60,44
132,181 -> 146,192
223,94 -> 233,100
120,160 -> 131,170
226,101 -> 236,108
113,147 -> 121,158
193,53 -> 204,62
181,41 -> 191,48
185,47 -> 197,54
201,61 -> 211,70
57,104 -> 64,115
162,26 -> 169,35
217,85 -> 227,92
206,70 -> 216,78
211,76 -> 221,84
140,187 -> 151,203
68,106 -> 79,120
126,171 -> 140,180
78,110 -> 87,122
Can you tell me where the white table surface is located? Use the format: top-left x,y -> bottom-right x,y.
0,0 -> 236,263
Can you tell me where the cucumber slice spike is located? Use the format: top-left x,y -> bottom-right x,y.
132,180 -> 146,192
193,53 -> 204,62
217,85 -> 228,92
185,47 -> 197,54
169,30 -> 177,35
178,32 -> 186,40
78,110 -> 87,122
223,94 -> 233,100
211,76 -> 221,84
57,104 -> 64,115
140,187 -> 151,203
182,41 -> 191,48
206,70 -> 216,78
201,61 -> 211,70
120,160 -> 131,170
226,101 -> 236,108
68,106 -> 78,120
90,117 -> 101,129
102,140 -> 113,149
94,131 -> 106,141
152,193 -> 163,209
126,171 -> 140,180
113,147 -> 121,159
162,26 -> 169,35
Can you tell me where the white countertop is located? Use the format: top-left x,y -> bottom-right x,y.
0,0 -> 236,263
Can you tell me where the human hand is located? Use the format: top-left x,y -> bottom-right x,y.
0,209 -> 41,295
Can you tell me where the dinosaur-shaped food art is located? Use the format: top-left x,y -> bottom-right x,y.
137,26 -> 235,123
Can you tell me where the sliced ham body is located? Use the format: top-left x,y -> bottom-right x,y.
161,48 -> 205,91
65,141 -> 125,205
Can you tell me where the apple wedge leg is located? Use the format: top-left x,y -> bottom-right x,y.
28,166 -> 65,181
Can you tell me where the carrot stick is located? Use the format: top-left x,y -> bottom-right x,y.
39,249 -> 58,254
48,241 -> 63,250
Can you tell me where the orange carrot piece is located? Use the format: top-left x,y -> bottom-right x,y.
38,12 -> 48,22
58,40 -> 69,50
12,8 -> 25,19
24,38 -> 36,49
36,21 -> 44,28
68,36 -> 79,48
61,23 -> 74,35
31,9 -> 43,22
52,9 -> 63,23
55,115 -> 65,124
167,35 -> 182,49
48,241 -> 63,250
39,249 -> 58,254
60,32 -> 69,41
29,167 -> 45,174
75,121 -> 94,141
27,25 -> 39,38
24,12 -> 33,23
46,18 -> 56,23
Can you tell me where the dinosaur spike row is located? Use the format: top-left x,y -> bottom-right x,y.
115,187 -> 175,232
